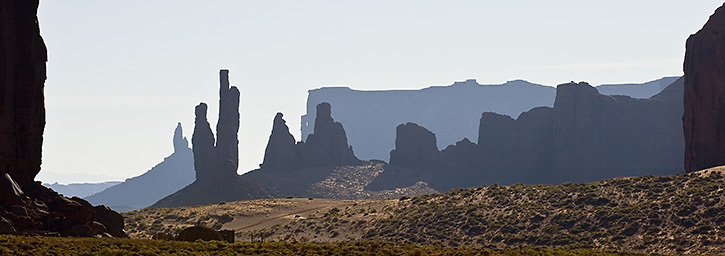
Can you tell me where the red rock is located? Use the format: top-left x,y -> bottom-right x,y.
683,3 -> 725,172
0,0 -> 126,237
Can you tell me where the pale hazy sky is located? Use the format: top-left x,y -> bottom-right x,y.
36,1 -> 723,183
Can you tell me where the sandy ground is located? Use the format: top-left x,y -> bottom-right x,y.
123,197 -> 401,242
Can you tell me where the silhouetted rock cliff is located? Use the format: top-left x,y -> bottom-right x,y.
683,3 -> 725,173
246,104 -> 413,198
152,70 -> 269,208
301,103 -> 360,168
261,113 -> 300,172
0,0 -> 47,190
85,123 -> 195,212
303,77 -> 677,163
370,78 -> 684,191
389,123 -> 439,169
0,0 -> 125,237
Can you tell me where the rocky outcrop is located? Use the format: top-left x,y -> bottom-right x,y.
0,0 -> 125,237
151,70 -> 269,208
260,113 -> 300,171
246,103 -> 366,197
301,103 -> 360,168
85,123 -> 195,212
260,102 -> 360,172
372,78 -> 685,191
683,3 -> 725,173
389,123 -> 439,169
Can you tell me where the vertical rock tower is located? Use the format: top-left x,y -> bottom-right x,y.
1,0 -> 126,237
193,70 -> 241,181
683,3 -> 725,173
151,70 -> 269,208
0,0 -> 47,189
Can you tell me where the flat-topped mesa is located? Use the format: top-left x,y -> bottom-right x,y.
261,113 -> 300,171
683,3 -> 725,173
302,102 -> 360,168
215,69 -> 240,178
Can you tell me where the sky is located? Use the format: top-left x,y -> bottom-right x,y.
36,1 -> 724,184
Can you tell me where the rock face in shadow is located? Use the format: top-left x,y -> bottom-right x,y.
245,103 -> 375,197
152,70 -> 269,208
0,0 -> 125,237
0,0 -> 47,190
302,77 -> 678,163
370,78 -> 685,191
301,103 -> 360,168
260,113 -> 301,172
389,123 -> 439,169
683,3 -> 725,173
85,123 -> 195,212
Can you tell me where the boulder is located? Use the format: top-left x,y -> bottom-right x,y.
176,226 -> 223,242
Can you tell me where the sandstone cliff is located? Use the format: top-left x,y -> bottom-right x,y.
0,0 -> 125,237
371,78 -> 684,191
683,3 -> 725,173
303,77 -> 677,163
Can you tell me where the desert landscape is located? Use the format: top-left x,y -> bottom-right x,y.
2,0 -> 725,255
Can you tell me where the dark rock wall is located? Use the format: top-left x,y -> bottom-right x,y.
0,0 -> 126,237
301,102 -> 360,168
389,123 -> 439,169
0,0 -> 47,189
683,3 -> 725,173
374,79 -> 684,191
303,77 -> 677,163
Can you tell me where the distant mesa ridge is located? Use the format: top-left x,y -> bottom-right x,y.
301,77 -> 679,163
84,122 -> 195,212
368,78 -> 685,191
